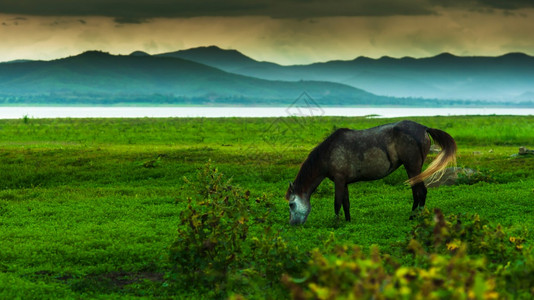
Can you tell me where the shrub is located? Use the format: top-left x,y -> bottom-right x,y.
408,208 -> 526,266
169,161 -> 253,289
408,208 -> 533,299
282,243 -> 499,300
168,161 -> 302,297
283,209 -> 533,299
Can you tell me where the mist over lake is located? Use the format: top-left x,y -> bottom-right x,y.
2,106 -> 534,119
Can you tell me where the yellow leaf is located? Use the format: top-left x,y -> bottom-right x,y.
308,283 -> 331,300
485,291 -> 499,300
468,290 -> 476,299
400,286 -> 411,296
446,241 -> 460,251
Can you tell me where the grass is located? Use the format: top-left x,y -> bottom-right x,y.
0,115 -> 533,298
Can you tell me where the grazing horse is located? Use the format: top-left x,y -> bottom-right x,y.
286,120 -> 457,225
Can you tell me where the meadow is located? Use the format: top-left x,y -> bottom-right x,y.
0,115 -> 533,298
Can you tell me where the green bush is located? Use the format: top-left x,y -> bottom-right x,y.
283,209 -> 533,299
169,161 -> 252,288
168,161 -> 302,297
408,208 -> 534,298
283,243 -> 499,300
408,208 -> 526,265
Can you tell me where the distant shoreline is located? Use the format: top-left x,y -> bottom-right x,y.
1,101 -> 533,108
2,106 -> 534,119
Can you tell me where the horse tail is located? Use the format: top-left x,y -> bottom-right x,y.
408,127 -> 457,186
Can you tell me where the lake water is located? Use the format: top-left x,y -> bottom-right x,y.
1,106 -> 534,119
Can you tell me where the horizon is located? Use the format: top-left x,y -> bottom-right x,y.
1,1 -> 534,65
3,45 -> 534,65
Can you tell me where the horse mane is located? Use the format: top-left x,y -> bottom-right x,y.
293,128 -> 350,194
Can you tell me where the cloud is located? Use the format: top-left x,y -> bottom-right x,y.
1,5 -> 533,64
433,0 -> 534,10
4,0 -> 532,22
113,16 -> 149,24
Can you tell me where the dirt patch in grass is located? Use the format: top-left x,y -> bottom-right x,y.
54,270 -> 165,293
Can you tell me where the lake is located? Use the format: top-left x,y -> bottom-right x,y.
1,106 -> 534,119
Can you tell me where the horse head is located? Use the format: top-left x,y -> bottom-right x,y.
286,182 -> 310,225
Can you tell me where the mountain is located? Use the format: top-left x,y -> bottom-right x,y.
129,51 -> 150,57
515,91 -> 534,102
2,48 -> 532,106
1,59 -> 34,64
0,50 -> 389,105
163,47 -> 534,102
156,46 -> 282,74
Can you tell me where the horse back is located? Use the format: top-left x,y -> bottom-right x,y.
324,121 -> 430,182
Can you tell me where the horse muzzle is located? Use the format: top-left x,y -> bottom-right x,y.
289,209 -> 309,225
288,195 -> 310,225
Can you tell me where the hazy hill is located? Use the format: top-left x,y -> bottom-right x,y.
0,51 -> 387,105
157,46 -> 282,74
162,47 -> 534,102
2,48 -> 532,106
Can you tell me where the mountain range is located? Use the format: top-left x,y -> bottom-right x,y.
1,46 -> 533,106
159,46 -> 534,102
0,50 -> 382,105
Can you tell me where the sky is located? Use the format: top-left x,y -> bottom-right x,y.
1,0 -> 534,65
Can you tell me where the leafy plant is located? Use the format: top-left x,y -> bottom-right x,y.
169,161 -> 252,288
408,208 -> 533,298
283,243 -> 500,300
168,161 -> 302,297
408,208 -> 526,266
283,209 -> 533,299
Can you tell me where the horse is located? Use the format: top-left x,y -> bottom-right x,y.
285,120 -> 457,225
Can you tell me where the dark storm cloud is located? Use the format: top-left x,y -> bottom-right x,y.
1,16 -> 28,26
432,0 -> 534,10
1,0 -> 533,23
0,0 -> 432,21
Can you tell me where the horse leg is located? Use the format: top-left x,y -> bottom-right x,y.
334,180 -> 345,219
342,184 -> 351,221
415,183 -> 427,208
411,182 -> 427,209
405,165 -> 427,219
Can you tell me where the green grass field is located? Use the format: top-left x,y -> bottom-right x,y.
0,116 -> 533,298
